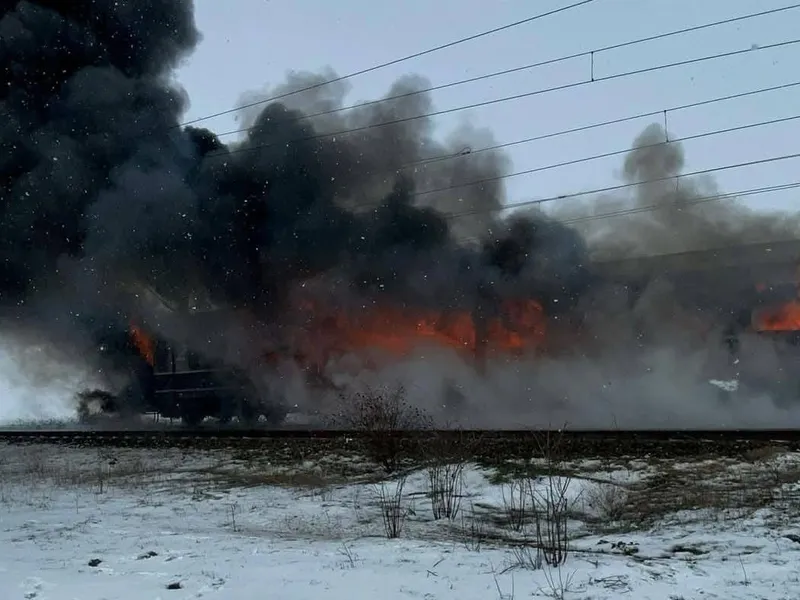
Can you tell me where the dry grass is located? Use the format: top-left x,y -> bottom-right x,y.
4,437 -> 800,555
0,443 -> 367,501
192,467 -> 333,490
0,446 -> 166,492
576,451 -> 800,533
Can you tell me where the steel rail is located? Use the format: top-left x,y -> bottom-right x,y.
2,428 -> 797,457
1,428 -> 799,440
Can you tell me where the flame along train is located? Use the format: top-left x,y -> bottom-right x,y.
82,305 -> 800,428
80,246 -> 800,427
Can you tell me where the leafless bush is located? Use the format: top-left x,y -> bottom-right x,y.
491,565 -> 516,600
226,502 -> 239,532
541,564 -> 577,600
502,479 -> 530,532
335,383 -> 432,431
373,475 -> 408,538
459,504 -> 488,551
583,481 -> 629,522
337,541 -> 359,569
499,430 -> 572,569
508,543 -> 542,571
427,460 -> 465,521
425,428 -> 479,520
334,384 -> 432,472
531,474 -> 571,567
531,430 -> 571,568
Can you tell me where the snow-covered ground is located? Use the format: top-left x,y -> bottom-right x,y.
2,442 -> 800,599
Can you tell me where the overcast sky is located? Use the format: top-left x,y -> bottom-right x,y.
174,0 -> 800,223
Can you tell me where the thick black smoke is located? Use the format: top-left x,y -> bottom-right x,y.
7,0 -> 800,430
0,0 -> 588,360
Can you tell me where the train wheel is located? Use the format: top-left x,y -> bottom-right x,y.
239,401 -> 259,427
181,404 -> 206,427
116,380 -> 145,422
262,403 -> 288,427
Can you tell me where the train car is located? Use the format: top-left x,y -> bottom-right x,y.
80,279 -> 291,427
593,249 -> 800,405
89,325 -> 289,427
150,335 -> 289,426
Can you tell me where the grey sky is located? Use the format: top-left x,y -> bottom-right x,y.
175,0 -> 800,221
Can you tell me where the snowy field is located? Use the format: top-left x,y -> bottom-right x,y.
2,442 -> 800,599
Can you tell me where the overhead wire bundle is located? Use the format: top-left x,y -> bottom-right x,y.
177,3 -> 800,237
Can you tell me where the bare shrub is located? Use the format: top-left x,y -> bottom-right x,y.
459,503 -> 488,551
337,542 -> 359,569
500,430 -> 572,569
336,383 -> 432,431
226,502 -> 239,532
502,479 -> 530,532
531,474 -> 571,567
541,564 -> 577,600
334,384 -> 432,472
425,429 -> 479,520
508,543 -> 542,571
583,481 -> 629,522
373,475 -> 408,538
428,461 -> 465,520
531,430 -> 571,568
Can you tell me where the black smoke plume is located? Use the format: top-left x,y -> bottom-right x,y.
3,0 -> 800,428
0,1 -> 587,371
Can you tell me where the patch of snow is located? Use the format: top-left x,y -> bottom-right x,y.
1,443 -> 799,599
709,379 -> 739,393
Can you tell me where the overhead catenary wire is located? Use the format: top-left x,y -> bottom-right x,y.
207,37 -> 800,160
177,0 -> 598,128
442,151 -> 800,220
407,112 -> 800,200
213,3 -> 800,139
560,182 -> 800,226
455,181 -> 800,246
402,80 -> 800,169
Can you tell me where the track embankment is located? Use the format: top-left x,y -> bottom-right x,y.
1,428 -> 798,459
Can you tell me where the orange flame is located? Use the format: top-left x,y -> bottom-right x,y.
129,323 -> 155,366
124,291 -> 547,379
753,262 -> 800,332
282,296 -> 546,372
754,301 -> 800,332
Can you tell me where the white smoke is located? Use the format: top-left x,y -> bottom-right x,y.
322,345 -> 800,430
0,339 -> 103,425
303,283 -> 800,430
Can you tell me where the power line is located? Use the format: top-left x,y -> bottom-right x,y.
209,37 -> 800,159
442,151 -> 800,220
561,182 -> 800,225
214,4 -> 800,139
456,181 -> 800,245
410,113 -> 800,199
177,0 -> 597,128
402,80 -> 800,170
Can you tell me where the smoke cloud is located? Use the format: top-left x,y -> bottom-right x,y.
1,0 -> 799,428
555,123 -> 800,258
0,327 -> 106,424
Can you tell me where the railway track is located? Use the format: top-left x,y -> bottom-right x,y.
1,428 -> 799,458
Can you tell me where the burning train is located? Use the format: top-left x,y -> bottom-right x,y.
5,1 -> 800,428
80,238 -> 800,427
82,279 -> 552,425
